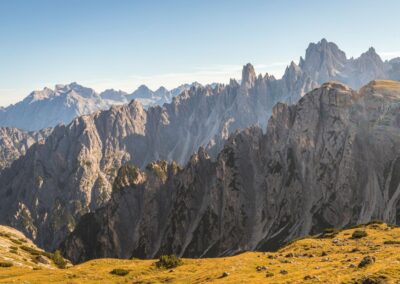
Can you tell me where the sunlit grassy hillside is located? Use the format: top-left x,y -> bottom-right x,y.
1,223 -> 400,283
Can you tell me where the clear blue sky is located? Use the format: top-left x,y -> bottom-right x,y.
1,0 -> 400,106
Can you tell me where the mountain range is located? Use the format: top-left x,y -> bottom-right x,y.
0,82 -> 200,131
0,39 -> 399,260
60,80 -> 400,262
1,39 -> 399,134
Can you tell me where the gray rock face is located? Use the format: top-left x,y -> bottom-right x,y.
299,39 -> 400,88
0,63 -> 315,251
61,80 -> 400,263
0,127 -> 51,170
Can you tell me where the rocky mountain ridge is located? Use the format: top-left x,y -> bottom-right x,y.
61,80 -> 400,263
0,82 -> 198,131
1,39 -> 399,133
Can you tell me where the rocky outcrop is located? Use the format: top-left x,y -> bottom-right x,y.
61,80 -> 400,263
0,127 -> 51,170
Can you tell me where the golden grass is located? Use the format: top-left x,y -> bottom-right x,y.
1,223 -> 400,283
368,80 -> 400,91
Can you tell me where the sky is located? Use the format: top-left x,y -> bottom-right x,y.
0,0 -> 400,107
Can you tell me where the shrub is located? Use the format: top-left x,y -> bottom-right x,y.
110,268 -> 130,276
52,250 -> 67,269
266,272 -> 274,277
20,245 -> 41,255
9,246 -> 18,250
383,240 -> 400,245
20,245 -> 54,260
113,164 -> 140,191
319,228 -> 339,239
0,232 -> 11,238
351,230 -> 368,239
0,262 -> 13,268
358,256 -> 375,268
156,255 -> 182,269
356,275 -> 388,284
10,239 -> 22,245
9,249 -> 18,254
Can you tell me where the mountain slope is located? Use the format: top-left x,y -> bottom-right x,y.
61,80 -> 400,262
2,223 -> 400,283
0,63 -> 315,251
0,225 -> 63,269
0,127 -> 51,170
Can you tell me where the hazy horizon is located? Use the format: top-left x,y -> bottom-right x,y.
1,0 -> 400,107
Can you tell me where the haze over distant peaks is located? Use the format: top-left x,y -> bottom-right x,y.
0,82 -> 200,131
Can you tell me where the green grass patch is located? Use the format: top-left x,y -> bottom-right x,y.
10,239 -> 22,245
156,255 -> 183,269
52,250 -> 67,269
20,246 -> 67,268
0,262 -> 13,268
383,240 -> 400,245
351,230 -> 368,239
110,268 -> 130,276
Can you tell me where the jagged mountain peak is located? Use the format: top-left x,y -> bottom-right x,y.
155,86 -> 168,93
23,88 -> 55,104
55,82 -> 97,98
136,84 -> 152,92
300,39 -> 347,83
286,61 -> 302,73
130,84 -> 155,100
358,47 -> 383,64
308,38 -> 345,55
241,63 -> 256,87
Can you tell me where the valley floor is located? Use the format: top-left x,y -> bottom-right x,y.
1,223 -> 400,283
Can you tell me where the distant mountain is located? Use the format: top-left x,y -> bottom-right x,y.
61,80 -> 400,263
0,83 -> 198,131
0,83 -> 110,131
299,38 -> 399,88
